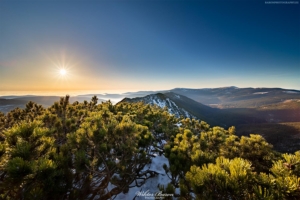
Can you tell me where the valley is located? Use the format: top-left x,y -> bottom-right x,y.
236,122 -> 300,153
1,87 -> 300,152
1,87 -> 300,199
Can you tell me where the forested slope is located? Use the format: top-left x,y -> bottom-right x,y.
0,96 -> 299,199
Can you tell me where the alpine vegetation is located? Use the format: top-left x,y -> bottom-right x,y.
0,96 -> 299,199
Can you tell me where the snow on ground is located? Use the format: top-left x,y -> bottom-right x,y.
182,109 -> 193,119
114,155 -> 171,200
175,122 -> 182,127
161,140 -> 167,145
166,98 -> 180,117
253,92 -> 269,95
284,91 -> 299,94
150,96 -> 167,109
142,95 -> 195,120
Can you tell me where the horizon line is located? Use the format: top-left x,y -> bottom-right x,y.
1,86 -> 300,97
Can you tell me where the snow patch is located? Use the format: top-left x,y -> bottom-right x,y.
182,109 -> 192,118
114,155 -> 171,200
137,94 -> 196,120
284,91 -> 299,94
253,92 -> 268,95
150,96 -> 167,109
175,122 -> 182,127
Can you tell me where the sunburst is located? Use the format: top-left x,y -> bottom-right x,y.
59,68 -> 67,76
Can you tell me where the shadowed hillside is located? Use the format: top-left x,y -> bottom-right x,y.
236,122 -> 300,153
121,92 -> 266,128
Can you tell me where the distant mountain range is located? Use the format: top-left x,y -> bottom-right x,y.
1,86 -> 300,152
170,87 -> 300,108
0,96 -> 106,113
1,87 -> 299,115
120,92 -> 266,127
120,89 -> 300,152
109,87 -> 300,109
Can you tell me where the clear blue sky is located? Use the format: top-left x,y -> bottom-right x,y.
0,0 -> 299,93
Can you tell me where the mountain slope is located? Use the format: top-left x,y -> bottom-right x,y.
171,87 -> 300,108
120,92 -> 265,127
121,93 -> 195,119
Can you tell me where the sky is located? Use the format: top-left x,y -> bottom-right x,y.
0,0 -> 299,95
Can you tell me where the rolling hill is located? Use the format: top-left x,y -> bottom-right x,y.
171,87 -> 300,108
0,96 -> 105,113
1,87 -> 299,152
120,90 -> 300,152
120,92 -> 265,127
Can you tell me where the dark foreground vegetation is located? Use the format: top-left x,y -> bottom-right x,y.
0,96 -> 299,199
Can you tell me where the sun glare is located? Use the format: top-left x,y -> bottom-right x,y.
50,54 -> 75,84
59,69 -> 67,76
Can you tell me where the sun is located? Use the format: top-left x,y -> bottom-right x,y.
59,69 -> 67,76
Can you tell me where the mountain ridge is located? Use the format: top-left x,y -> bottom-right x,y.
170,87 -> 300,108
1,87 -> 299,114
120,92 -> 196,119
120,92 -> 266,127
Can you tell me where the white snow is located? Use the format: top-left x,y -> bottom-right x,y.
253,92 -> 268,95
148,155 -> 169,174
114,155 -> 171,200
166,98 -> 181,117
284,91 -> 299,94
150,96 -> 167,109
142,94 -> 196,119
161,140 -> 167,145
182,109 -> 192,118
175,122 -> 182,127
